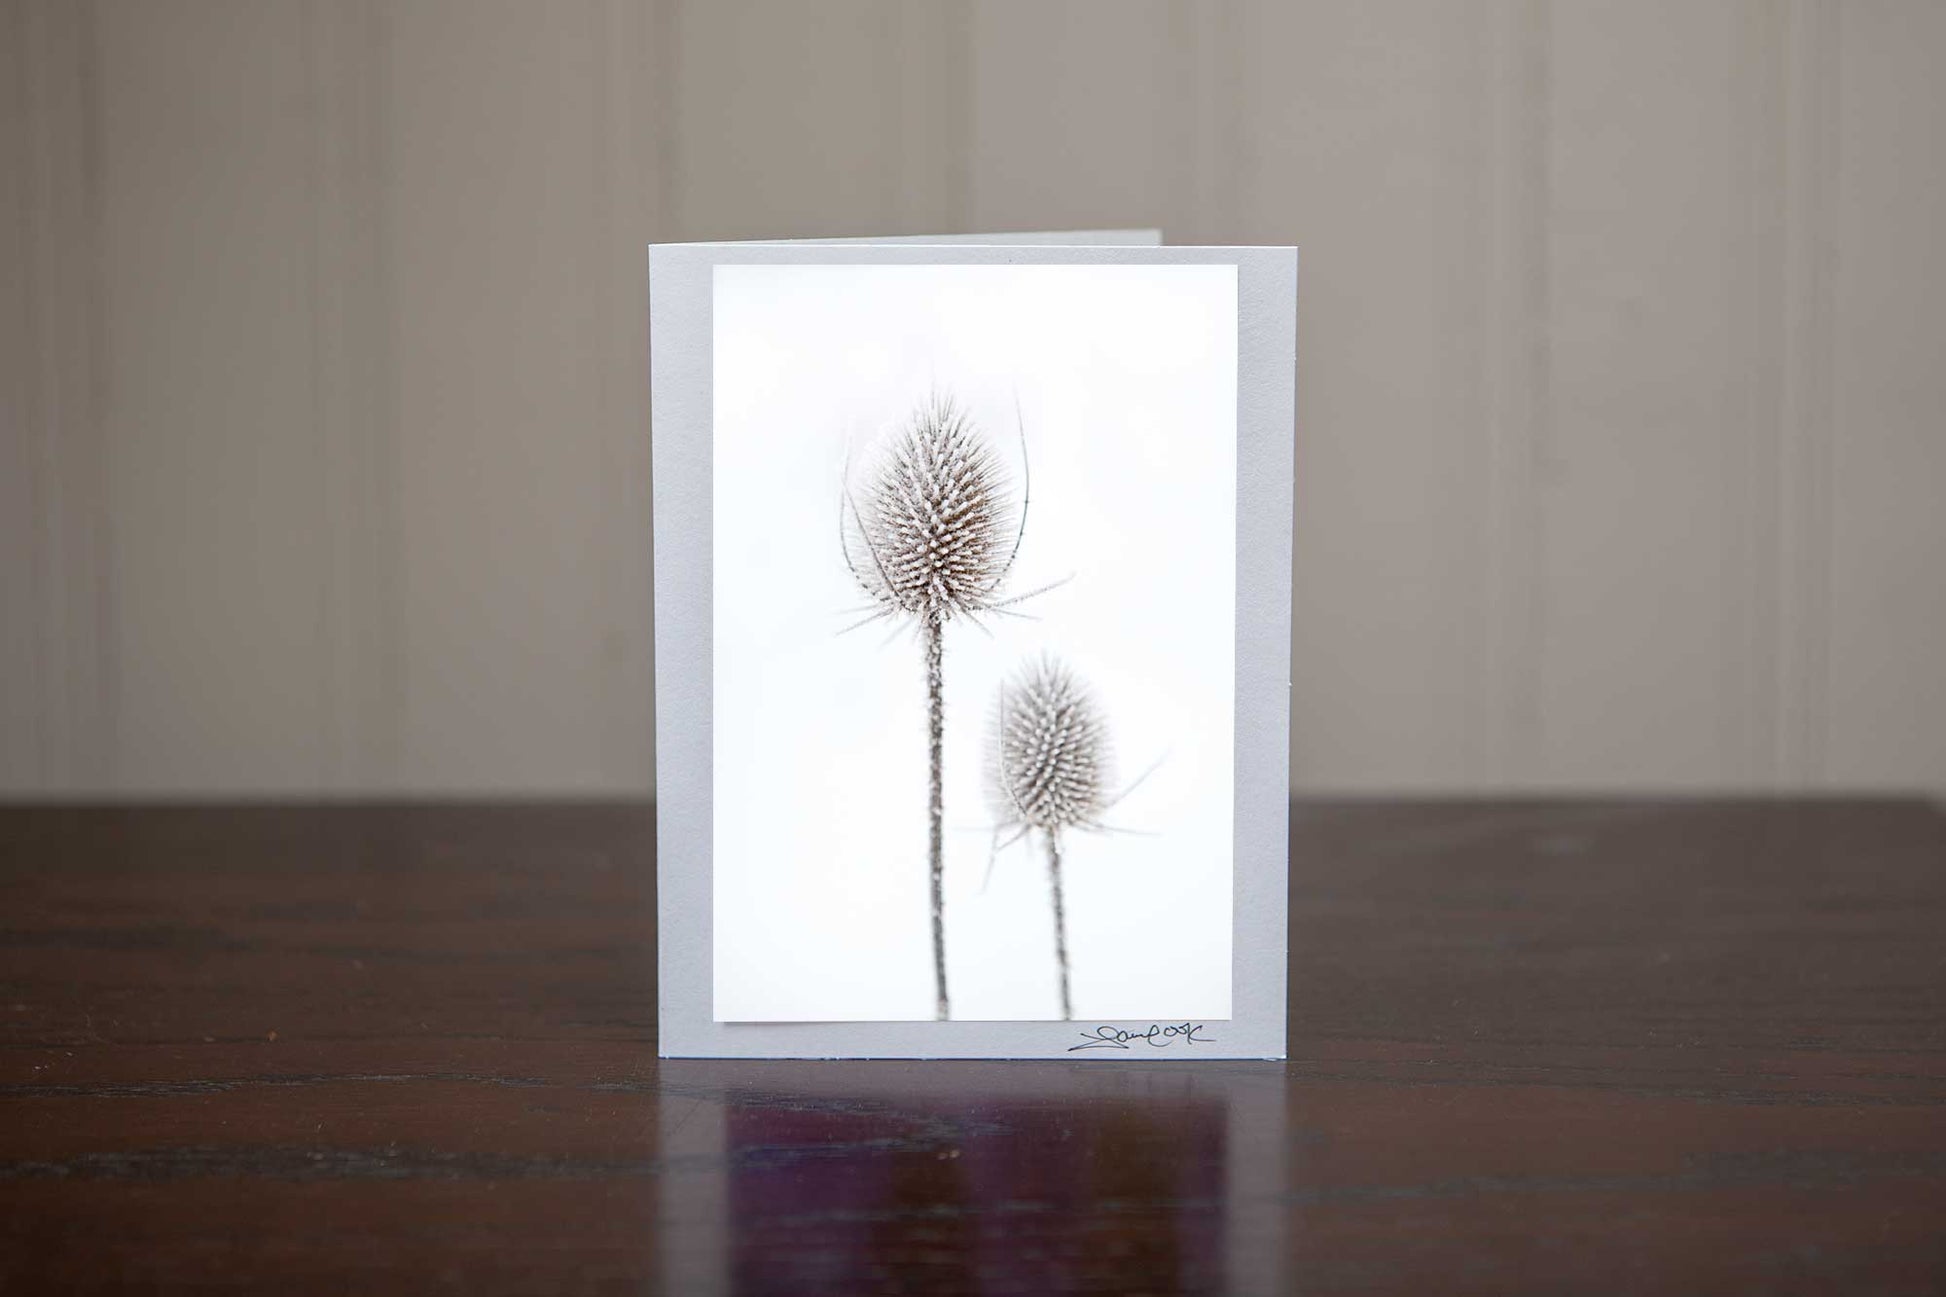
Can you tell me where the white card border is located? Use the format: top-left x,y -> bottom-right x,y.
652,242 -> 1295,1058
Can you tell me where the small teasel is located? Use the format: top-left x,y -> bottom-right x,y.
986,654 -> 1115,1021
840,392 -> 1036,1021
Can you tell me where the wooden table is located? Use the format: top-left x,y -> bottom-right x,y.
1,801 -> 1941,1293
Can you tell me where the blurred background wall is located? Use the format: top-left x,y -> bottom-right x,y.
3,0 -> 1942,797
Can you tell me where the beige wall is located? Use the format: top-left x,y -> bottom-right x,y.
4,0 -> 1943,796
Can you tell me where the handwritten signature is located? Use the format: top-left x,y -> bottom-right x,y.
1067,1022 -> 1215,1052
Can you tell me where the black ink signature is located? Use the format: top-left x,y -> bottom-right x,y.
1067,1023 -> 1215,1052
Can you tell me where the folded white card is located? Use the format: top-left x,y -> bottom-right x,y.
652,231 -> 1295,1058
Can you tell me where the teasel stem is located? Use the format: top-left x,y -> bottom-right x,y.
1045,829 -> 1072,1020
923,607 -> 948,1021
987,654 -> 1114,1021
842,393 -> 1034,1023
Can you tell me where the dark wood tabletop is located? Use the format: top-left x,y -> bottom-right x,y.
1,800 -> 1942,1294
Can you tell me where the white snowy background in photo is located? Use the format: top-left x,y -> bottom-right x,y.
712,263 -> 1236,1022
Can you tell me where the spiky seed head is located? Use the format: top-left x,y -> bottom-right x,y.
989,654 -> 1112,835
844,394 -> 1016,621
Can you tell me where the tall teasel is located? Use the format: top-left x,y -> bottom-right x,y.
987,654 -> 1114,1021
841,393 -> 1031,1021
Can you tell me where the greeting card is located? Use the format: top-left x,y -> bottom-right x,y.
652,232 -> 1294,1058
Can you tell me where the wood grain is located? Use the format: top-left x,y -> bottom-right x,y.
2,800 -> 1942,1293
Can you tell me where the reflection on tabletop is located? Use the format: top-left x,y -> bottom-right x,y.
654,1059 -> 1287,1294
